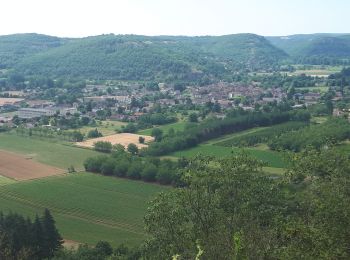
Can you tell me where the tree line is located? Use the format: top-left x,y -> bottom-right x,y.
84,146 -> 187,185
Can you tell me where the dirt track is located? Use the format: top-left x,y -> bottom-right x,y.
76,133 -> 154,149
0,150 -> 64,181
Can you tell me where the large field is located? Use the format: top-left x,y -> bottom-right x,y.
77,133 -> 154,149
0,133 -> 101,170
0,173 -> 166,246
0,150 -> 64,180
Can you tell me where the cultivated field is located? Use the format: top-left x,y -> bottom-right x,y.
0,133 -> 101,170
77,133 -> 154,149
0,150 -> 64,180
0,173 -> 167,246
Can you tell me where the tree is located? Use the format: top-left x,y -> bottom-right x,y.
41,209 -> 63,258
95,241 -> 113,257
141,164 -> 158,182
151,128 -> 163,142
188,113 -> 198,123
139,136 -> 145,144
87,128 -> 102,138
145,154 -> 282,259
94,141 -> 112,153
127,143 -> 139,155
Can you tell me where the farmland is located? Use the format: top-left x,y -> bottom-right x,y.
77,133 -> 154,149
0,133 -> 101,170
0,173 -> 167,246
0,150 -> 64,180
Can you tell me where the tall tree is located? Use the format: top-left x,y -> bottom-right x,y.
41,209 -> 63,258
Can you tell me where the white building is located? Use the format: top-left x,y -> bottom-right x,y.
18,108 -> 56,119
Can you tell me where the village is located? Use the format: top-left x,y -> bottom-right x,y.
0,80 -> 347,128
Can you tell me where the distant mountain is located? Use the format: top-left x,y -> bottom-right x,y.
0,33 -> 287,82
267,34 -> 350,64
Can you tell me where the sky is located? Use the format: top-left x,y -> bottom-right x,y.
1,0 -> 349,37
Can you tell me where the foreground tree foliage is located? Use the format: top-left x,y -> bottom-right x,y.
144,149 -> 350,259
0,209 -> 63,260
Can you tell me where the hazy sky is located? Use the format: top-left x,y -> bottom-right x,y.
1,0 -> 349,37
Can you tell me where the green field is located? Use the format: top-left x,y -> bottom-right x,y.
138,121 -> 189,136
295,86 -> 329,93
0,133 -> 101,170
171,144 -> 286,168
78,120 -> 127,136
206,127 -> 269,145
0,173 -> 167,246
290,65 -> 342,77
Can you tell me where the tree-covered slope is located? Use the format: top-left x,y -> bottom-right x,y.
0,33 -> 64,68
268,34 -> 350,64
0,33 -> 287,81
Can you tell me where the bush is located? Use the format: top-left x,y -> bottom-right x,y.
127,143 -> 139,155
94,141 -> 113,153
113,162 -> 129,177
141,164 -> 158,182
101,158 -> 116,175
126,163 -> 142,179
84,156 -> 108,172
87,128 -> 103,138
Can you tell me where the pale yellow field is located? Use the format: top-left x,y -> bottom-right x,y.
76,133 -> 154,149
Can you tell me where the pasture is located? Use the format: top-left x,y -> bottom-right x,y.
76,133 -> 154,149
0,173 -> 167,246
0,150 -> 64,180
0,133 -> 101,170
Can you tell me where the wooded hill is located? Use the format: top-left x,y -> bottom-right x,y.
268,34 -> 350,65
0,33 -> 286,82
2,33 -> 350,82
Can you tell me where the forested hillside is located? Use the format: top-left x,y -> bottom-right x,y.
268,34 -> 350,65
0,33 -> 64,68
0,33 -> 287,82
